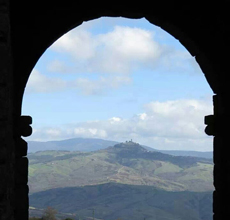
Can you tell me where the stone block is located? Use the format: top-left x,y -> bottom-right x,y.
0,145 -> 6,165
15,209 -> 28,220
0,121 -> 6,139
0,0 -> 7,7
0,86 -> 8,122
0,85 -> 7,99
15,138 -> 28,158
213,136 -> 222,164
204,114 -> 215,125
19,115 -> 32,125
213,190 -> 220,219
15,157 -> 28,185
20,125 -> 32,137
0,201 -> 7,220
0,185 -> 7,201
0,105 -> 7,121
204,124 -> 215,136
204,115 -> 217,136
0,67 -> 8,83
18,116 -> 33,137
15,184 -> 29,218
0,3 -> 7,14
0,44 -> 9,69
0,14 -> 9,36
213,164 -> 221,190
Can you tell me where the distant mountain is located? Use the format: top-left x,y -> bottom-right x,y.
28,137 -> 213,158
144,146 -> 213,159
160,150 -> 213,159
30,182 -> 212,220
28,138 -> 118,153
28,141 -> 213,194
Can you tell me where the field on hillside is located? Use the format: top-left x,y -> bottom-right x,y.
30,183 -> 212,220
29,142 -> 213,220
28,145 -> 213,193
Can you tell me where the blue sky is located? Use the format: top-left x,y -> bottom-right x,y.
22,17 -> 213,151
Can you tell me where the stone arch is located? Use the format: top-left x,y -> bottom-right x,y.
12,6 -> 219,115
26,14 -> 215,216
3,2 -> 229,220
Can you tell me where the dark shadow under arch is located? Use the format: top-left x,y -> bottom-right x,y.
11,5 -> 218,115
9,2 -> 230,219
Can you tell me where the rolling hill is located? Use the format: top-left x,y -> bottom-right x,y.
30,182 -> 212,220
28,141 -> 213,220
28,141 -> 213,194
28,138 -> 118,153
28,137 -> 213,158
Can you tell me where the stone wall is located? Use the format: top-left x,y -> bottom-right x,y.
0,0 -> 14,219
1,1 -> 230,220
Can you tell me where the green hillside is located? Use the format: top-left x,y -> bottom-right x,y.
28,138 -> 118,153
28,141 -> 213,193
28,137 -> 213,158
29,182 -> 212,220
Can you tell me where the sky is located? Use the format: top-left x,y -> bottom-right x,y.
22,17 -> 214,151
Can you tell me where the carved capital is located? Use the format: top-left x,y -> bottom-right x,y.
204,114 -> 215,136
17,115 -> 32,137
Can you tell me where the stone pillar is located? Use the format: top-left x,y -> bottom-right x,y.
14,116 -> 32,220
205,94 -> 230,220
0,2 -> 32,219
0,0 -> 15,219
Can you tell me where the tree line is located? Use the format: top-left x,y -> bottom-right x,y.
29,206 -> 74,220
29,206 -> 123,220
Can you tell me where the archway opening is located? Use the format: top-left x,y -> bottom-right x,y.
23,17 -> 214,220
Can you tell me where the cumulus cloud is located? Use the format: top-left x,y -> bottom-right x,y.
26,69 -> 67,93
49,25 -> 201,76
50,26 -> 163,74
26,69 -> 131,95
51,28 -> 97,60
28,98 -> 213,151
47,60 -> 70,73
73,75 -> 131,95
28,25 -> 201,94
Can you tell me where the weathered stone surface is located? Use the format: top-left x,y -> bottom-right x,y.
15,138 -> 27,158
0,14 -> 8,33
205,123 -> 215,136
0,85 -> 7,99
0,44 -> 9,70
21,125 -> 32,137
0,121 -> 6,139
204,115 -> 215,125
1,1 -> 230,219
0,146 -> 7,165
0,102 -> 7,121
17,116 -> 33,137
19,116 -> 32,125
213,136 -> 221,166
15,185 -> 29,219
15,157 -> 28,185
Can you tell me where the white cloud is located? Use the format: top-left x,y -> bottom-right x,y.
26,69 -> 131,95
50,26 -> 163,74
51,28 -> 97,60
49,24 -> 201,76
47,60 -> 70,73
26,69 -> 67,93
73,75 -> 132,95
29,25 -> 202,95
109,117 -> 122,123
46,128 -> 61,137
27,98 -> 213,151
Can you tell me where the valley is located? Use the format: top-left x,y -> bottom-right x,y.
28,139 -> 213,220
